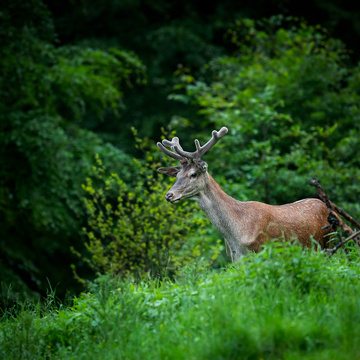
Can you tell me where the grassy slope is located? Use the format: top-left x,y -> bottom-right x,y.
1,242 -> 360,360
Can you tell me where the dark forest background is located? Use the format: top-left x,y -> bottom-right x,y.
1,0 -> 360,300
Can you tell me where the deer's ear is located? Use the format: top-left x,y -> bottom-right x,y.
158,166 -> 182,177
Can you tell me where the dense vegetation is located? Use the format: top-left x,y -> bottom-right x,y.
1,0 -> 359,299
2,243 -> 360,359
176,17 -> 360,211
1,0 -> 360,356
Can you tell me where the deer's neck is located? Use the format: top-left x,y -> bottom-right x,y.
195,174 -> 243,238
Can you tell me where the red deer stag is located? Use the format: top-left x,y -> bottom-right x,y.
157,127 -> 331,261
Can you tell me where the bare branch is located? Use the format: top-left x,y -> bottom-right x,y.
331,202 -> 360,230
309,178 -> 333,209
310,178 -> 355,237
326,230 -> 360,256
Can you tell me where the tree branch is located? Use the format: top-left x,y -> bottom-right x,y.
310,178 -> 355,237
325,230 -> 360,256
330,202 -> 360,230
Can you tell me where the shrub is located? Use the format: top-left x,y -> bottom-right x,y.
172,16 -> 360,219
74,137 -> 222,280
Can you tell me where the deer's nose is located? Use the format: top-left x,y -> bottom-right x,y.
165,192 -> 174,202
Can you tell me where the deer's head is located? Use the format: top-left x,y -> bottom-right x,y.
157,127 -> 228,203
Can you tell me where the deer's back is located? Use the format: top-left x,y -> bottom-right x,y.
238,198 -> 331,251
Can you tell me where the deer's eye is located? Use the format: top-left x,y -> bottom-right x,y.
190,173 -> 197,178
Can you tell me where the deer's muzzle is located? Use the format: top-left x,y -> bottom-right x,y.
165,192 -> 174,202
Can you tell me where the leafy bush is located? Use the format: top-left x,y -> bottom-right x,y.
172,16 -> 360,218
74,136 -> 222,280
0,0 -> 146,297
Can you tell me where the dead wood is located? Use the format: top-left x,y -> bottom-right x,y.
330,202 -> 360,230
310,178 -> 360,230
310,178 -> 360,255
325,230 -> 360,256
310,178 -> 356,237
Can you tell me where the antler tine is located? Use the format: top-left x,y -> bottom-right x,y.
197,127 -> 228,158
162,137 -> 184,152
174,127 -> 228,161
157,136 -> 188,165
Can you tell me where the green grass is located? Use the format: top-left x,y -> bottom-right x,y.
2,242 -> 360,359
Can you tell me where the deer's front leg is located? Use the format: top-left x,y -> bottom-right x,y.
225,238 -> 247,262
225,239 -> 233,261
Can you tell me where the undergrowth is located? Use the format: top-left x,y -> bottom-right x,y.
1,241 -> 360,360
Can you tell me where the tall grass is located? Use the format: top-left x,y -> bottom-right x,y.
1,241 -> 360,359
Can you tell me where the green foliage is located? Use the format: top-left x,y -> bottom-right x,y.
2,0 -> 360,303
2,244 -> 360,359
48,46 -> 146,120
173,17 -> 360,219
0,0 -> 145,297
0,2 -> 146,119
75,144 -> 221,280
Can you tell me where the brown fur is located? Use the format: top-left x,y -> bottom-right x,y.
158,136 -> 332,261
203,175 -> 331,257
162,168 -> 331,261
